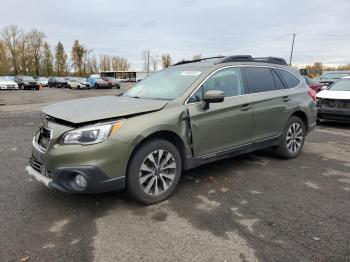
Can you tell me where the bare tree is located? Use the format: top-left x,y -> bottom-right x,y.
0,40 -> 10,74
151,55 -> 158,71
27,29 -> 46,76
1,25 -> 23,74
142,50 -> 150,74
99,54 -> 111,71
192,54 -> 202,60
89,55 -> 99,74
111,56 -> 130,71
161,53 -> 172,69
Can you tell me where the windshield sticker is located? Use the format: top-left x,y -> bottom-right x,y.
180,71 -> 202,76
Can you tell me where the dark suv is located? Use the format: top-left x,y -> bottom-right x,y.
26,55 -> 317,204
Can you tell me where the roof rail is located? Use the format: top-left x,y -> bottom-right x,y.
252,57 -> 288,66
172,56 -> 224,66
219,55 -> 288,66
172,55 -> 288,67
219,55 -> 253,63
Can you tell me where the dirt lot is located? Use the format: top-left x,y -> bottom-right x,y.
0,88 -> 350,262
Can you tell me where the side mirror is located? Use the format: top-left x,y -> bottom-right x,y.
202,90 -> 224,110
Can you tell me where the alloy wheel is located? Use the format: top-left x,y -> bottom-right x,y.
139,149 -> 176,196
286,123 -> 303,153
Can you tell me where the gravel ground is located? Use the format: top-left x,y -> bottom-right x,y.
0,88 -> 349,262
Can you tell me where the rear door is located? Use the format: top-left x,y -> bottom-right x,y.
186,67 -> 254,157
243,66 -> 290,141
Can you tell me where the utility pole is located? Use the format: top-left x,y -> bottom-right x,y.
289,33 -> 296,66
146,50 -> 150,76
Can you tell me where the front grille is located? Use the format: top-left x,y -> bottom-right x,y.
319,98 -> 350,109
34,126 -> 52,150
6,84 -> 17,89
30,156 -> 52,178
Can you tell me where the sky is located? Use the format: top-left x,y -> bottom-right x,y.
0,0 -> 350,69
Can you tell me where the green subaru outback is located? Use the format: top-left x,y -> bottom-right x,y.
26,55 -> 317,204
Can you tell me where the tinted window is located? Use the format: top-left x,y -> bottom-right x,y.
274,69 -> 300,88
245,67 -> 276,93
188,67 -> 245,103
272,70 -> 286,90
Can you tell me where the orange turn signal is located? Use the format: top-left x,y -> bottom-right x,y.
110,122 -> 123,135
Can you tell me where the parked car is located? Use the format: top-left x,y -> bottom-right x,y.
87,75 -> 109,89
48,77 -> 69,88
102,77 -> 121,89
303,76 -> 323,92
25,55 -> 316,204
316,76 -> 350,122
0,76 -> 19,90
35,77 -> 49,87
316,71 -> 350,87
14,75 -> 40,90
68,78 -> 91,89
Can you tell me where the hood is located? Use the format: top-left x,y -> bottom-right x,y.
42,96 -> 168,124
316,90 -> 350,100
0,80 -> 17,85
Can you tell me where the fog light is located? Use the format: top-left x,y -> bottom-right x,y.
74,174 -> 87,188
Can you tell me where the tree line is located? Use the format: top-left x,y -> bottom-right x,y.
0,25 -> 133,77
303,62 -> 350,75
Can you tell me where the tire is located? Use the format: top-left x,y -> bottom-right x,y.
20,84 -> 24,90
127,139 -> 182,205
274,116 -> 306,159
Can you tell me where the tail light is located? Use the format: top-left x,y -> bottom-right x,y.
308,89 -> 316,101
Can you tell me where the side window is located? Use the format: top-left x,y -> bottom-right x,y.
274,69 -> 300,88
188,67 -> 245,103
245,67 -> 276,93
272,69 -> 286,90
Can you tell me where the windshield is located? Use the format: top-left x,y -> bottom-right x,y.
320,73 -> 350,80
123,68 -> 203,100
328,79 -> 350,91
23,76 -> 35,81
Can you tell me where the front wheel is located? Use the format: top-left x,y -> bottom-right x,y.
127,139 -> 182,205
274,116 -> 306,159
20,84 -> 24,90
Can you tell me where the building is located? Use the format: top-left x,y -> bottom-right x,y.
100,71 -> 151,82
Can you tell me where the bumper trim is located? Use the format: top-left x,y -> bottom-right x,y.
25,166 -> 52,187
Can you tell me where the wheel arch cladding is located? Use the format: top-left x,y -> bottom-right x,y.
127,130 -> 187,174
291,110 -> 308,131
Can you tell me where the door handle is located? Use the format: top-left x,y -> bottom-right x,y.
282,96 -> 290,102
240,104 -> 252,111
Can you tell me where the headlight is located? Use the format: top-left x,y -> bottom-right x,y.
61,122 -> 123,145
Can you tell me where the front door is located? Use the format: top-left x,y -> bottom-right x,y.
186,67 -> 253,157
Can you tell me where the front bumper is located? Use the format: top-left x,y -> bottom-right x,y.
25,164 -> 125,193
317,108 -> 350,122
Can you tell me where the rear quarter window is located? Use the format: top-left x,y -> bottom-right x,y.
274,69 -> 301,88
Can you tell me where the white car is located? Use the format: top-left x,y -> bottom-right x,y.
36,77 -> 48,87
68,78 -> 91,89
0,77 -> 19,90
316,76 -> 350,122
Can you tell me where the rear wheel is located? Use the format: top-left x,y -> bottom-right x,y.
20,84 -> 24,90
275,116 -> 306,159
127,139 -> 182,205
